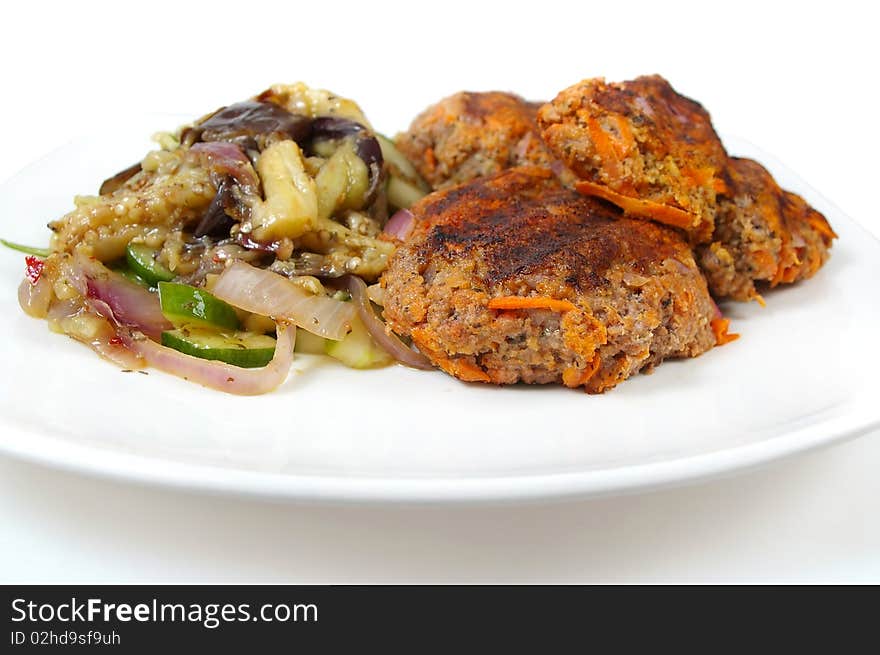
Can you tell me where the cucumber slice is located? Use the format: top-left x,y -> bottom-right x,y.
158,281 -> 240,330
109,259 -> 151,288
116,266 -> 151,288
294,328 -> 327,355
324,315 -> 393,369
161,328 -> 277,368
126,243 -> 175,286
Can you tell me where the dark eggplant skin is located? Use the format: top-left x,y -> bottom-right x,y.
99,161 -> 142,196
182,101 -> 312,150
310,116 -> 365,139
184,106 -> 383,196
355,135 -> 384,203
310,117 -> 384,202
193,177 -> 236,238
181,101 -> 386,245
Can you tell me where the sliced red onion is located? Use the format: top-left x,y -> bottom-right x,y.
212,261 -> 355,340
71,254 -> 171,340
46,298 -> 145,369
85,273 -> 171,340
383,208 -> 415,241
118,323 -> 295,396
92,337 -> 145,369
341,274 -> 433,370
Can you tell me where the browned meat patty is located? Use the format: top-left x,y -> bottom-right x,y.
698,157 -> 837,301
381,167 -> 723,393
395,91 -> 555,190
537,75 -> 728,244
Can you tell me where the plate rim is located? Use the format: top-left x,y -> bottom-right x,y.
0,391 -> 877,504
1,129 -> 879,504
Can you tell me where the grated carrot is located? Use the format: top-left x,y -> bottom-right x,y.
488,296 -> 577,312
575,180 -> 697,231
446,358 -> 491,383
711,317 -> 739,346
807,214 -> 838,241
562,352 -> 602,388
586,117 -> 623,182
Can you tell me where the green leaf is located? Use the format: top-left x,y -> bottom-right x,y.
0,239 -> 50,257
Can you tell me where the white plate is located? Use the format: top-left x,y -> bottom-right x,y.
1,118 -> 878,504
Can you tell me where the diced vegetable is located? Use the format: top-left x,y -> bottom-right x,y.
250,140 -> 318,241
158,281 -> 240,330
315,141 -> 370,220
126,243 -> 175,286
161,327 -> 277,368
324,314 -> 394,369
294,328 -> 327,355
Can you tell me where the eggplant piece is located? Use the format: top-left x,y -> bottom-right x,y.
99,161 -> 142,196
355,136 -> 384,203
311,117 -> 384,203
310,116 -> 366,139
183,101 -> 312,150
193,178 -> 236,238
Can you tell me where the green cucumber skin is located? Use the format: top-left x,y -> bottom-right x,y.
109,261 -> 152,289
161,329 -> 275,368
158,281 -> 240,330
126,243 -> 175,286
119,269 -> 152,289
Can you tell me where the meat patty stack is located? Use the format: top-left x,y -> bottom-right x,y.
383,76 -> 836,392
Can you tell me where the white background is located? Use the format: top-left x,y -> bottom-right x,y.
1,0 -> 878,582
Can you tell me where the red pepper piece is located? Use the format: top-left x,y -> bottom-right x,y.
25,255 -> 44,285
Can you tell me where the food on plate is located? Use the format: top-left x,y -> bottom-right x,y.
403,75 -> 836,302
697,157 -> 837,302
49,83 -> 415,280
7,74 -> 837,395
12,83 -> 432,394
381,167 -> 723,393
395,91 -> 555,190
537,75 -> 728,244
